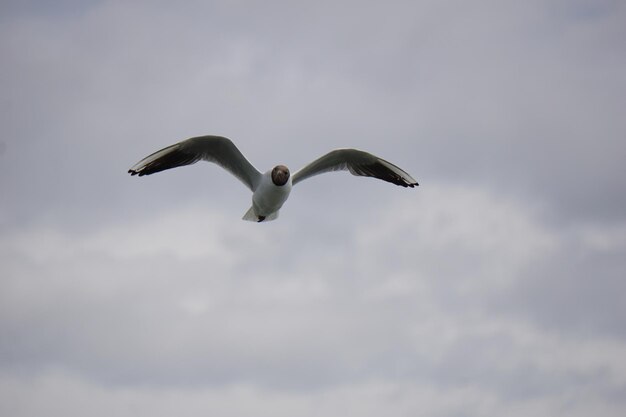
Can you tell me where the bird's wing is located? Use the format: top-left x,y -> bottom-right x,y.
128,135 -> 262,191
292,148 -> 418,188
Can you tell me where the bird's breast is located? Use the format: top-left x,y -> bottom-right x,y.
252,173 -> 292,215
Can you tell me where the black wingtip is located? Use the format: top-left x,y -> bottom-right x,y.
405,178 -> 418,188
397,178 -> 418,188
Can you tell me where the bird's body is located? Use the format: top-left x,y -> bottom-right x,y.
128,135 -> 418,222
244,168 -> 293,222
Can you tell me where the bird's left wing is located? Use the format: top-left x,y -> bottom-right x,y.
292,148 -> 418,187
128,135 -> 262,191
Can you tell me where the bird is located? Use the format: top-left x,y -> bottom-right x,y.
128,135 -> 418,222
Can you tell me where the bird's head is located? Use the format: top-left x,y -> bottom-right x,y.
271,165 -> 290,186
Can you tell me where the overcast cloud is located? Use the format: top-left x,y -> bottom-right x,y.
1,1 -> 625,416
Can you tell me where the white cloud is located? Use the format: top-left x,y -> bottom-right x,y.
575,222 -> 626,252
355,183 -> 558,292
1,183 -> 624,416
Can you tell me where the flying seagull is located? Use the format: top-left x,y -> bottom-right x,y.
128,135 -> 418,222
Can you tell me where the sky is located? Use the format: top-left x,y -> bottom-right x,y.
1,0 -> 625,415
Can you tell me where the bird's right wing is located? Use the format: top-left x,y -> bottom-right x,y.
128,135 -> 262,191
292,148 -> 418,188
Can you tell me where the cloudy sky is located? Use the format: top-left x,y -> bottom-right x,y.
1,0 -> 625,415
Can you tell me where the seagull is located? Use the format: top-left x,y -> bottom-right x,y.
128,135 -> 418,222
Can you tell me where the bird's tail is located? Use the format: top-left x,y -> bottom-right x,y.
242,206 -> 279,222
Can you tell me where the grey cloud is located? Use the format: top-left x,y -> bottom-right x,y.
1,1 -> 626,416
498,235 -> 626,338
2,0 -> 625,229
